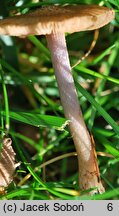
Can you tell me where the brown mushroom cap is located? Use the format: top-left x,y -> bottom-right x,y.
0,5 -> 115,36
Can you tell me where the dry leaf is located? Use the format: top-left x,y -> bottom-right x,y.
0,137 -> 18,189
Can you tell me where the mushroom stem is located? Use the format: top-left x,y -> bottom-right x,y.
46,33 -> 105,194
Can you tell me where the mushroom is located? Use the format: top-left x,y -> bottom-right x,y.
0,5 -> 115,194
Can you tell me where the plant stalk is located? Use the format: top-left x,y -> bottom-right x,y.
46,33 -> 105,194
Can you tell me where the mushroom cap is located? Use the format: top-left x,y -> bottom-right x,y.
0,5 -> 115,36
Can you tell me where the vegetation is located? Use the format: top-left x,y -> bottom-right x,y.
0,0 -> 119,199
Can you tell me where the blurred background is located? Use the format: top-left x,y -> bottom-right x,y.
0,0 -> 119,199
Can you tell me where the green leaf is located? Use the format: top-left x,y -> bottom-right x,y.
75,66 -> 119,85
75,80 -> 119,136
1,111 -> 68,131
108,0 -> 119,7
92,44 -> 115,65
